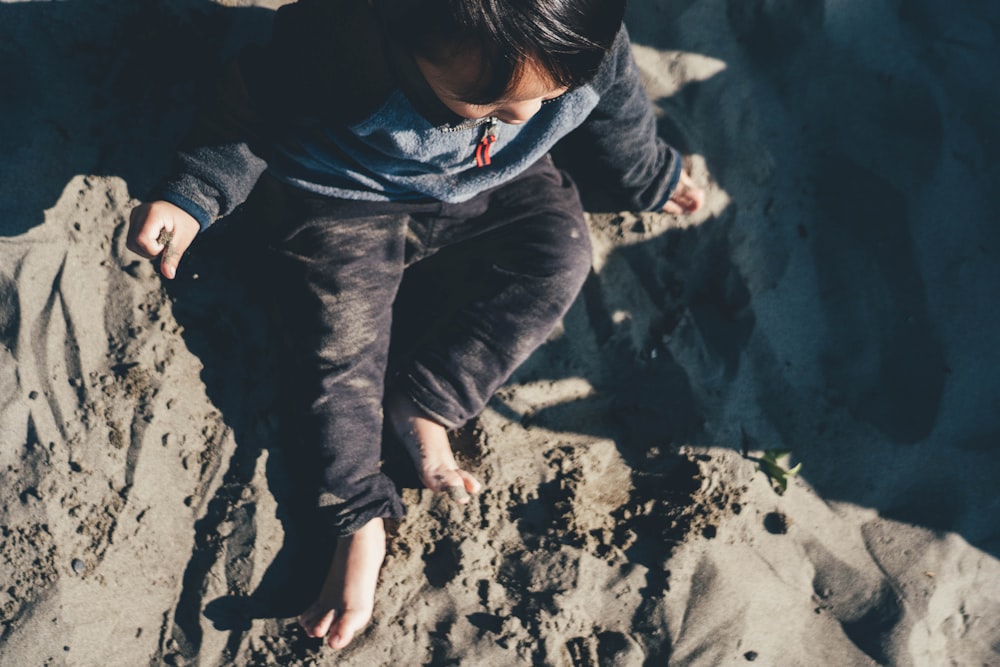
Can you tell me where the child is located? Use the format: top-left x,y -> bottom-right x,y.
127,0 -> 704,650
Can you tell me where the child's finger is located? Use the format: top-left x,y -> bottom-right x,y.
662,169 -> 705,216
157,214 -> 200,279
127,207 -> 167,258
159,228 -> 179,279
159,223 -> 196,280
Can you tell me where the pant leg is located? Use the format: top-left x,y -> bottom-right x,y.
395,158 -> 592,427
264,179 -> 409,536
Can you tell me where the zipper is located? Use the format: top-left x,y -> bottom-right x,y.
475,117 -> 498,168
440,116 -> 493,132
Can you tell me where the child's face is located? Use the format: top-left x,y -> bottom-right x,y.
415,49 -> 568,125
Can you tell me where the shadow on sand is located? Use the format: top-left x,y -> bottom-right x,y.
4,0 -> 998,663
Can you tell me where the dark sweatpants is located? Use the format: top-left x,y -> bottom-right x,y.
262,156 -> 592,536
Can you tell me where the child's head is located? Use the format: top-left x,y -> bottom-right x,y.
379,0 -> 627,123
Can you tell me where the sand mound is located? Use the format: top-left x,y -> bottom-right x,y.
2,1 -> 998,665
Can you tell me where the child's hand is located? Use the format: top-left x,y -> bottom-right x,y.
126,201 -> 201,279
662,168 -> 705,215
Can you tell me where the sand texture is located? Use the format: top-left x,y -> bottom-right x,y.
1,0 -> 998,665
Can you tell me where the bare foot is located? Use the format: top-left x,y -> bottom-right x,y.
662,168 -> 706,215
385,391 -> 483,503
298,517 -> 385,649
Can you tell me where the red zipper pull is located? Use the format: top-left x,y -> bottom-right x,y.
475,119 -> 498,168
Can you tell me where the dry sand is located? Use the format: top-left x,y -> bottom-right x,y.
1,0 -> 998,665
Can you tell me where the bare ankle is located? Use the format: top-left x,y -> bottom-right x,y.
384,390 -> 482,501
385,391 -> 451,458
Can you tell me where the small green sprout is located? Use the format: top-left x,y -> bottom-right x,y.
757,449 -> 801,495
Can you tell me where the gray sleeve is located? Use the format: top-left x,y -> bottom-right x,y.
157,146 -> 266,231
154,54 -> 271,230
565,26 -> 683,211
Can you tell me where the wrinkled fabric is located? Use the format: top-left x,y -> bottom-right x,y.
263,156 -> 591,536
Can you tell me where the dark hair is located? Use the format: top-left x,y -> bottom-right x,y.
377,0 -> 626,104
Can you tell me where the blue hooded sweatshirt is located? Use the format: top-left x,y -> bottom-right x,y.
157,0 -> 682,230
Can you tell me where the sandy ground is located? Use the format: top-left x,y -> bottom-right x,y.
1,0 -> 999,665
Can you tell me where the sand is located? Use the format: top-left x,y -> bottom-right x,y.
1,0 -> 998,665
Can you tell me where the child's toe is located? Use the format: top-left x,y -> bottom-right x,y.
328,609 -> 371,649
